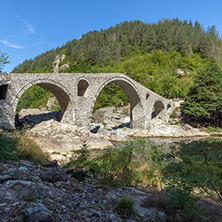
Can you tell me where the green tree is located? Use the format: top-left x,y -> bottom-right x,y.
0,50 -> 9,73
182,60 -> 222,127
142,25 -> 157,52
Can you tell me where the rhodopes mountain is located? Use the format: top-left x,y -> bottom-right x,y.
13,19 -> 222,112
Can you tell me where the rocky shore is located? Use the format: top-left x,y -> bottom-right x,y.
15,105 -> 211,164
1,106 -> 222,221
0,160 -> 164,221
0,160 -> 221,222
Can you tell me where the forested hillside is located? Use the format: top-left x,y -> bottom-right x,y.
13,19 -> 222,111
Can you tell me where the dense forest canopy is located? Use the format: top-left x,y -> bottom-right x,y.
13,18 -> 222,112
12,19 -> 222,73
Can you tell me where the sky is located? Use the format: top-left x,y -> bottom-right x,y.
1,0 -> 222,73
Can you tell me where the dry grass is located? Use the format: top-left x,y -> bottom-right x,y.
0,130 -> 49,164
13,132 -> 49,164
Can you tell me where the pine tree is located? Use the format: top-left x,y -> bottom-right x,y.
182,60 -> 222,127
142,25 -> 157,52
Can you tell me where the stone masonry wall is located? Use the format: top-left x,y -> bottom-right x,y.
0,73 -> 175,129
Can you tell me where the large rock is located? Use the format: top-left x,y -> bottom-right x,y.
22,202 -> 53,222
92,105 -> 130,128
52,54 -> 69,73
43,160 -> 59,168
27,119 -> 114,163
41,166 -> 68,183
85,138 -> 113,149
46,97 -> 57,111
19,109 -> 42,118
16,109 -> 59,128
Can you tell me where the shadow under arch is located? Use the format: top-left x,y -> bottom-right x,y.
91,77 -> 145,129
14,79 -> 71,123
151,100 -> 165,119
77,78 -> 89,96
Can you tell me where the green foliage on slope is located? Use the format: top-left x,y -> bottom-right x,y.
13,19 -> 222,74
12,19 -> 222,111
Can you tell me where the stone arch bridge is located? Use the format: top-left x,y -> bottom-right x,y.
0,73 -> 175,129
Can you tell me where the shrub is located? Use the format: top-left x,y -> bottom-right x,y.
163,140 -> 222,207
64,138 -> 169,188
65,143 -> 100,181
141,189 -> 200,221
170,113 -> 176,118
116,196 -> 135,218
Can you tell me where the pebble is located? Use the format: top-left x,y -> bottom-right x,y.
18,166 -> 28,171
0,159 -> 220,222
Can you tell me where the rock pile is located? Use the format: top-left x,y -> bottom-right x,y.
0,160 -> 167,222
27,119 -> 113,164
16,105 -> 210,163
1,160 -> 221,221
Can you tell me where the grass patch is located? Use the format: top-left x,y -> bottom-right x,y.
116,196 -> 135,218
0,130 -> 49,164
204,126 -> 222,133
170,112 -> 176,118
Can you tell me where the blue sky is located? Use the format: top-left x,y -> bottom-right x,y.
1,0 -> 222,73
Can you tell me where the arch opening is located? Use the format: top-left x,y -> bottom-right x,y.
146,93 -> 150,100
91,78 -> 144,130
78,79 -> 89,96
0,84 -> 8,100
152,101 -> 164,119
15,82 -> 70,128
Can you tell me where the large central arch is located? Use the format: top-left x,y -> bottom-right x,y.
13,79 -> 72,125
90,77 -> 145,129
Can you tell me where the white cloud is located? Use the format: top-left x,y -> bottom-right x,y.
17,15 -> 36,35
0,40 -> 23,49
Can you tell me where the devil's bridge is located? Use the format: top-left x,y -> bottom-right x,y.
0,73 -> 175,129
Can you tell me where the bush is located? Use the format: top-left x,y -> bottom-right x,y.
64,138 -> 168,188
65,143 -> 100,181
163,140 -> 222,207
142,188 -> 200,221
170,113 -> 176,118
116,196 -> 135,218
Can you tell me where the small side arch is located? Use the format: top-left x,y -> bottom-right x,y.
152,100 -> 165,119
166,102 -> 174,118
0,79 -> 10,100
0,84 -> 8,100
77,79 -> 89,96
